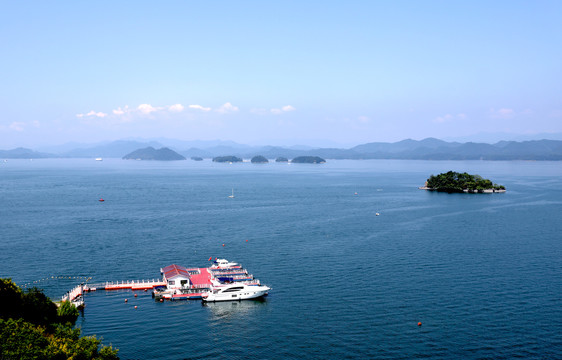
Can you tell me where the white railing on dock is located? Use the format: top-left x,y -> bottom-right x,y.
61,285 -> 83,302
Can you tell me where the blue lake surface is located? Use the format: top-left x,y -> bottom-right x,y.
1,159 -> 561,359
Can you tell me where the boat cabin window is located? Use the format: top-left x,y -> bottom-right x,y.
168,280 -> 175,285
223,287 -> 244,292
180,280 -> 188,287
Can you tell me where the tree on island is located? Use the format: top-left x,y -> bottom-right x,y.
212,156 -> 243,163
0,278 -> 119,359
423,171 -> 505,193
251,155 -> 268,163
291,156 -> 326,164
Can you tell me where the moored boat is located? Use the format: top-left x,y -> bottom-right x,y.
203,283 -> 270,302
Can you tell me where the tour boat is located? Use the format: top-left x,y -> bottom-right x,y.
203,283 -> 270,302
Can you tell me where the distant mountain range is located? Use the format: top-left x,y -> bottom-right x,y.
1,138 -> 562,160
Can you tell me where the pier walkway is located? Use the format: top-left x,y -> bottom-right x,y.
84,279 -> 166,292
62,285 -> 83,302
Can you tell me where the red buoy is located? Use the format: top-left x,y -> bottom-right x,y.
245,239 -> 248,242
134,293 -> 138,297
125,299 -> 128,302
222,244 -> 225,247
418,322 -> 422,326
134,306 -> 138,309
99,198 -> 104,202
160,299 -> 163,302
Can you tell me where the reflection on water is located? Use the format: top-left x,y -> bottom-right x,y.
203,298 -> 268,321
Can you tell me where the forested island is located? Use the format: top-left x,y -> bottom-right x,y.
212,156 -> 243,163
275,157 -> 288,162
291,156 -> 326,164
122,147 -> 185,161
421,171 -> 506,193
0,278 -> 118,359
251,155 -> 268,163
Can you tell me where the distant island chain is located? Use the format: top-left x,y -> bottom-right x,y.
120,148 -> 327,163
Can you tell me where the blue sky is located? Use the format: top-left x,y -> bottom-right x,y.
1,1 -> 561,147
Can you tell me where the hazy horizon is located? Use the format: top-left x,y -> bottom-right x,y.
1,2 -> 561,148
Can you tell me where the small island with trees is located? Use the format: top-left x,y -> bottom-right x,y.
291,156 -> 326,164
212,155 -> 243,163
251,155 -> 268,163
275,157 -> 288,162
420,171 -> 506,193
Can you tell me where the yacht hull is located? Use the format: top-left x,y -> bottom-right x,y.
203,285 -> 270,302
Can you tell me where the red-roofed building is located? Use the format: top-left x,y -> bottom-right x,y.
161,264 -> 190,289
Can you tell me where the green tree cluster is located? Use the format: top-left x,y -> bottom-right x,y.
0,278 -> 118,359
212,155 -> 243,163
426,171 -> 505,192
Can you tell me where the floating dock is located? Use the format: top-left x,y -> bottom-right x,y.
61,259 -> 265,305
83,279 -> 166,292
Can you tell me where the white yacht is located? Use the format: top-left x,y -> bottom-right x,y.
203,283 -> 270,302
211,258 -> 240,269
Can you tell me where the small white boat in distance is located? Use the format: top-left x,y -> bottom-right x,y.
95,157 -> 103,161
204,283 -> 270,302
211,258 -> 240,268
228,189 -> 234,198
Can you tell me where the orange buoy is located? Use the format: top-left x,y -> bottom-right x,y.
134,306 -> 137,309
160,299 -> 163,302
144,289 -> 147,292
125,299 -> 128,302
222,244 -> 225,247
134,293 -> 138,297
418,322 -> 422,326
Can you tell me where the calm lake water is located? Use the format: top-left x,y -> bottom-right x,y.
1,159 -> 561,359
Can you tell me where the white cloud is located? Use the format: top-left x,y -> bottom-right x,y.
358,116 -> 370,123
490,108 -> 515,119
76,110 -> 108,118
10,122 -> 25,131
433,113 -> 467,123
189,104 -> 211,112
113,106 -> 130,115
138,104 -> 160,114
271,105 -> 296,115
216,102 -> 239,114
168,104 -> 185,112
